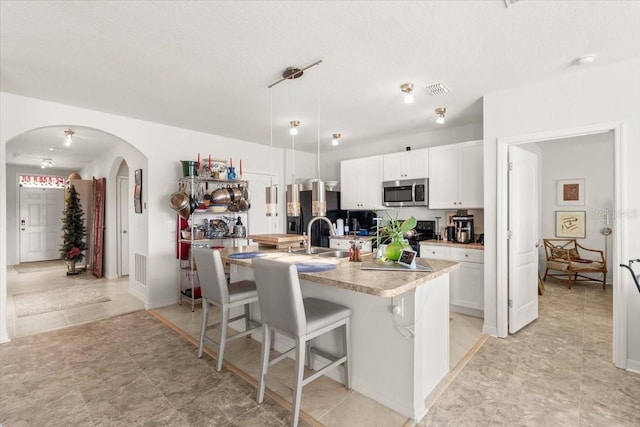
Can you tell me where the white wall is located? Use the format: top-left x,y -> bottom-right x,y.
538,133 -> 614,283
483,59 -> 640,369
0,92 -> 295,342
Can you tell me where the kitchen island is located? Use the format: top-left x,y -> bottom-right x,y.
222,248 -> 458,421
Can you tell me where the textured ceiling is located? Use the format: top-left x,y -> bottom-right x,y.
2,1 -> 639,169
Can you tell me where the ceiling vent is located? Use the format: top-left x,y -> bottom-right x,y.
424,82 -> 451,96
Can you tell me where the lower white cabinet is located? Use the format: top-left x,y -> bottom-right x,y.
420,244 -> 484,318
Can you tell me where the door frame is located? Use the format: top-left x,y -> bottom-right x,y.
496,121 -> 627,368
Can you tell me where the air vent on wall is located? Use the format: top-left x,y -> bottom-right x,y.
425,82 -> 451,96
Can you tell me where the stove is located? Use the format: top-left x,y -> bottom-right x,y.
407,220 -> 436,255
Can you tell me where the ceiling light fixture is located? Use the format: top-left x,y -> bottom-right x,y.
41,158 -> 53,168
435,107 -> 446,124
64,128 -> 75,147
401,83 -> 414,104
573,54 -> 596,66
290,120 -> 300,136
332,133 -> 341,146
312,66 -> 326,217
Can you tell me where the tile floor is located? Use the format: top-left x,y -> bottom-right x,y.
5,262 -> 145,338
4,261 -> 636,426
420,279 -> 640,426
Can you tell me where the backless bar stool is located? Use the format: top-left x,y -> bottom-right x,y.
252,257 -> 352,427
192,248 -> 261,371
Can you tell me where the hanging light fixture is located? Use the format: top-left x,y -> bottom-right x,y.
265,89 -> 278,216
401,83 -> 414,104
332,133 -> 341,146
41,158 -> 53,168
64,128 -> 75,146
435,107 -> 446,124
268,61 -> 324,218
289,120 -> 300,135
312,67 -> 326,217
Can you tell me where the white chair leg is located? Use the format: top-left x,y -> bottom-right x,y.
217,306 -> 229,372
343,319 -> 352,389
198,300 -> 209,358
257,324 -> 271,404
291,337 -> 306,427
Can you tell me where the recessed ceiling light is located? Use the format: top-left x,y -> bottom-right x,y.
574,54 -> 596,66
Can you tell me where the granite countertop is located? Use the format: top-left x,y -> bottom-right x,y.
221,248 -> 459,298
419,240 -> 485,250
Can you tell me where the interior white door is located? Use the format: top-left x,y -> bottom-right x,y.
19,187 -> 65,262
117,176 -> 130,276
508,145 -> 539,333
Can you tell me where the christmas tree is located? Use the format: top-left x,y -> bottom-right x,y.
60,185 -> 87,268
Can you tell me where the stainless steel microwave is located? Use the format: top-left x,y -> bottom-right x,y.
382,178 -> 428,207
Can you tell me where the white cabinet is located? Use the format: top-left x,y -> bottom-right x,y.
420,243 -> 484,318
428,140 -> 483,209
340,155 -> 383,210
382,148 -> 428,181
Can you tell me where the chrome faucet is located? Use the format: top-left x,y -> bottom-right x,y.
306,216 -> 336,254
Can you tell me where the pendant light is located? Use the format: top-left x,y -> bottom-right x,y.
312,66 -> 326,217
268,61 -> 324,218
286,83 -> 301,216
286,119 -> 301,217
265,89 -> 278,216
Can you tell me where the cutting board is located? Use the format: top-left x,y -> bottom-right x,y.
249,234 -> 306,249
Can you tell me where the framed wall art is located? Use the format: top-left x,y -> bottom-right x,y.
134,169 -> 143,213
555,210 -> 586,238
557,179 -> 585,206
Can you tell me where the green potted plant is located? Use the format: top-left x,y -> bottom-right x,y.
377,213 -> 417,261
60,185 -> 87,275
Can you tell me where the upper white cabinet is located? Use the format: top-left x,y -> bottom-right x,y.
428,140 -> 483,209
340,155 -> 383,210
382,148 -> 428,181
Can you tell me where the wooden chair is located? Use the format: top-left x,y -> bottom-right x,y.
543,239 -> 607,289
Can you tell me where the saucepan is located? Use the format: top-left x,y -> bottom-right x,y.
169,191 -> 191,219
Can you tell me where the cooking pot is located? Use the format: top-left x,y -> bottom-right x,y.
169,191 -> 191,219
403,229 -> 418,239
211,188 -> 231,204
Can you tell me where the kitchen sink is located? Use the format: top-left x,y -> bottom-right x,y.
291,247 -> 331,255
317,250 -> 350,259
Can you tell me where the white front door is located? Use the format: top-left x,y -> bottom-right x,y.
19,187 -> 65,262
508,146 -> 539,333
117,176 -> 129,276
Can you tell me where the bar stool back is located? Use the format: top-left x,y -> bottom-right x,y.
252,257 -> 352,427
192,248 -> 261,371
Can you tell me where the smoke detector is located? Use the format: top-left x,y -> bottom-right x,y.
425,82 -> 451,96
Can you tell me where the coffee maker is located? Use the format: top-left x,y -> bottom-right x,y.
452,213 -> 474,243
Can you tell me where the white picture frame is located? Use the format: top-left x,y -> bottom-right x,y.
557,179 -> 585,206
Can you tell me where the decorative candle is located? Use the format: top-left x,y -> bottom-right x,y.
230,157 -> 233,167
208,154 -> 211,170
240,159 -> 243,176
197,153 -> 200,163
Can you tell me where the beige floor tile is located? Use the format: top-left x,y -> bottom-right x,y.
319,390 -> 409,427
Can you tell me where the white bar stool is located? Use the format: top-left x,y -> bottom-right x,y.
192,248 -> 261,371
252,257 -> 352,427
